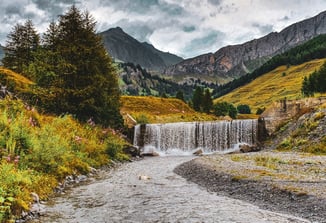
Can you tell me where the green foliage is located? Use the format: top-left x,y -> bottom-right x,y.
202,89 -> 213,113
213,102 -> 237,119
3,20 -> 40,75
191,87 -> 213,113
3,6 -> 123,129
0,98 -> 128,221
256,107 -> 265,115
237,104 -> 251,114
176,90 -> 185,102
302,62 -> 326,96
135,114 -> 149,124
192,86 -> 204,111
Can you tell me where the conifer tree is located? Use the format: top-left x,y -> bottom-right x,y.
3,20 -> 40,74
202,89 -> 213,113
50,5 -> 122,127
192,86 -> 204,111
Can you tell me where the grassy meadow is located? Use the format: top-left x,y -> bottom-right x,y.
121,95 -> 219,124
214,58 -> 326,113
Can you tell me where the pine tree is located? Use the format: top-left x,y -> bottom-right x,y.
192,86 -> 204,111
202,89 -> 213,113
49,6 -> 122,127
3,20 -> 40,74
176,90 -> 185,102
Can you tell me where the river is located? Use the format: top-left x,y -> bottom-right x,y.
32,156 -> 309,223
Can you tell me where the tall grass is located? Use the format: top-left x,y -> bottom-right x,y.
0,98 -> 128,222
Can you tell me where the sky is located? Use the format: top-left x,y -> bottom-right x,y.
0,0 -> 325,59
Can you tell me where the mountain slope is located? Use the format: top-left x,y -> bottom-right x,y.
120,96 -> 218,123
99,27 -> 183,70
165,10 -> 326,83
214,58 -> 326,112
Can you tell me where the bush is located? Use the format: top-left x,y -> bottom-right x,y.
213,102 -> 237,119
237,104 -> 251,114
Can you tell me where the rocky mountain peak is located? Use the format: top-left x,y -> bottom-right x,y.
164,10 -> 326,83
99,27 -> 183,70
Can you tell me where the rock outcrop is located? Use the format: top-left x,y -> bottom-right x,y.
165,11 -> 326,83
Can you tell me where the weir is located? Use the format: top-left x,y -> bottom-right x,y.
133,119 -> 258,154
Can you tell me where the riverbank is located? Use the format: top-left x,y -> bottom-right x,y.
174,151 -> 326,223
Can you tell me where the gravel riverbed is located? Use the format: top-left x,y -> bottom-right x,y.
174,151 -> 326,223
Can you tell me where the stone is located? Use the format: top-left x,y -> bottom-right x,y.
193,149 -> 203,156
123,145 -> 141,157
138,175 -> 151,180
239,144 -> 259,153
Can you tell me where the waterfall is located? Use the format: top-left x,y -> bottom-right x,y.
133,119 -> 258,154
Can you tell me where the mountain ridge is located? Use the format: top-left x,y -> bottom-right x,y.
99,27 -> 183,70
164,10 -> 326,83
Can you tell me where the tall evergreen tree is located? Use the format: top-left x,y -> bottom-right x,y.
3,20 -> 40,74
176,90 -> 185,102
192,86 -> 204,111
202,89 -> 213,113
49,5 -> 122,127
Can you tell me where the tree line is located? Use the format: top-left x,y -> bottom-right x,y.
302,61 -> 326,96
2,6 -> 122,128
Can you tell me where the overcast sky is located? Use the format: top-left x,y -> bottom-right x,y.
0,0 -> 325,58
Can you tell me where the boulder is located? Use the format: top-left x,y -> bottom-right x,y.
239,144 -> 259,153
141,151 -> 160,157
123,145 -> 141,157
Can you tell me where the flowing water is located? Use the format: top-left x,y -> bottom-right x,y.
33,156 -> 309,223
134,120 -> 258,155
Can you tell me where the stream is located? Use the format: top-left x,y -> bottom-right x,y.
31,156 -> 309,223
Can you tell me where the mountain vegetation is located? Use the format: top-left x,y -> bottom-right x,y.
0,98 -> 128,222
2,6 -> 122,128
120,96 -> 218,124
118,62 -> 219,101
215,58 -> 326,112
302,61 -> 326,96
214,34 -> 326,99
0,7 -> 130,222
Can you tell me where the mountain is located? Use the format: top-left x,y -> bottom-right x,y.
117,62 -> 218,100
165,10 -> 326,83
99,27 -> 183,70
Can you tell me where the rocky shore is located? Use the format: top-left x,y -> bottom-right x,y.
174,151 -> 326,223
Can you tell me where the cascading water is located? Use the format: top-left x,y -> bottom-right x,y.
133,119 -> 258,154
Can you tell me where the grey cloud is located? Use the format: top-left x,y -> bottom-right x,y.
183,26 -> 196,32
99,0 -> 159,13
280,15 -> 290,21
252,23 -> 274,34
5,5 -> 22,15
111,19 -> 154,42
183,31 -> 225,57
208,0 -> 222,5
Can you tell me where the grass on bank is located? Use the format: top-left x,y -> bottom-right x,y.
215,58 -> 326,113
120,95 -> 219,124
0,98 -> 129,222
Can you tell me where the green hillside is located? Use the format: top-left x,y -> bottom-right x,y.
215,58 -> 326,112
121,96 -> 218,124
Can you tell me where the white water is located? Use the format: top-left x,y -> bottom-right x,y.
134,120 -> 257,155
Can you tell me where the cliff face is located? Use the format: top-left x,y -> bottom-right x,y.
165,11 -> 326,82
99,27 -> 183,71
